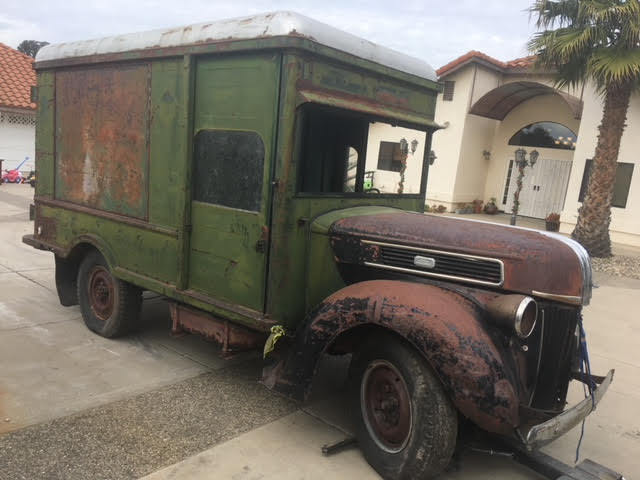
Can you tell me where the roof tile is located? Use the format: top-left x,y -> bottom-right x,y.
0,43 -> 36,110
437,51 -> 538,78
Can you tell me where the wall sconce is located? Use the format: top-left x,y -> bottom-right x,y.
429,150 -> 437,165
410,139 -> 419,155
399,138 -> 409,156
482,150 -> 491,161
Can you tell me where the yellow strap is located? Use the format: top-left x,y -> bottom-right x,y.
263,325 -> 286,358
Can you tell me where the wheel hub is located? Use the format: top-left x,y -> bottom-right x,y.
88,266 -> 114,320
361,360 -> 412,453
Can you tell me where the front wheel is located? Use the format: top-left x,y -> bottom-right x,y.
350,334 -> 457,480
77,250 -> 141,338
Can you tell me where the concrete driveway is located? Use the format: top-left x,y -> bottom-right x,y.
0,184 -> 638,479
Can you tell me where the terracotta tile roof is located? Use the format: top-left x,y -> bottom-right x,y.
437,51 -> 539,78
505,55 -> 537,69
0,43 -> 36,110
436,50 -> 505,77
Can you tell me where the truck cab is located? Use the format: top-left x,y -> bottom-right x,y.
24,12 -> 611,479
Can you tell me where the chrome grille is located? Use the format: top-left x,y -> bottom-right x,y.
362,240 -> 504,287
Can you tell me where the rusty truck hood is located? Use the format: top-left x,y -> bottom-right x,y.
319,208 -> 590,305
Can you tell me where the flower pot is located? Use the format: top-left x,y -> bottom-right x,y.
484,204 -> 498,215
545,221 -> 560,232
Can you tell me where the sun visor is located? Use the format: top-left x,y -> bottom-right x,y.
297,89 -> 442,130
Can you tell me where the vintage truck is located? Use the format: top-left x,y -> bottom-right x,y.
24,12 -> 612,480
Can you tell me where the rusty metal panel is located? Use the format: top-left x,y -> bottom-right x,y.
263,280 -> 520,435
169,303 -> 267,356
328,211 -> 585,301
55,64 -> 150,218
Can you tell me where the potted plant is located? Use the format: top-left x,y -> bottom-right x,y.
472,199 -> 483,214
484,197 -> 499,215
545,212 -> 561,232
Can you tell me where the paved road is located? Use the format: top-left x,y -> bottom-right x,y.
0,184 -> 638,479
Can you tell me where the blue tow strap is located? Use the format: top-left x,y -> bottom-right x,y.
575,314 -> 596,463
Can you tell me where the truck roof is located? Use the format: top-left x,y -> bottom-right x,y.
36,11 -> 436,82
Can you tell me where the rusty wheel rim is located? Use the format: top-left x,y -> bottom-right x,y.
361,360 -> 412,453
88,266 -> 115,321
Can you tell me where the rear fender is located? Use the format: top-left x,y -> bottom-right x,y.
54,234 -> 117,306
263,280 -> 519,435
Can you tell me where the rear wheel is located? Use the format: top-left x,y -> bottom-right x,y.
350,334 -> 457,480
77,250 -> 141,337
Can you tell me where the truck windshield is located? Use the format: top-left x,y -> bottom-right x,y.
296,104 -> 428,196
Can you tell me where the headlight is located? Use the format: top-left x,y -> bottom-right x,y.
486,294 -> 538,339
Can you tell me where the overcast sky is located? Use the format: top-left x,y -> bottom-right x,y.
1,0 -> 538,69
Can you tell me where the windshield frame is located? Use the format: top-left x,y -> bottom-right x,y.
294,102 -> 434,200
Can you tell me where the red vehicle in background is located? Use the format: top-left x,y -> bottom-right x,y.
2,169 -> 24,183
1,157 -> 29,184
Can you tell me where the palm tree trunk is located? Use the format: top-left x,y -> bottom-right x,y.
571,82 -> 632,257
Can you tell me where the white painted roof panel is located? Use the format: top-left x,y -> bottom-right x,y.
36,11 -> 436,81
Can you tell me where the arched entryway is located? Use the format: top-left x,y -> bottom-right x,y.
470,82 -> 583,220
502,121 -> 578,218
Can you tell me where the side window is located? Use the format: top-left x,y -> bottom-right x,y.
377,141 -> 403,172
442,80 -> 455,101
193,130 -> 265,211
579,159 -> 634,208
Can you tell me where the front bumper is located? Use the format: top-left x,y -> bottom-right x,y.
524,369 -> 614,449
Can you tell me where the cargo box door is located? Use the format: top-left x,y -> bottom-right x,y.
187,54 -> 279,312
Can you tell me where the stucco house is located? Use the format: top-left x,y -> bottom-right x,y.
423,50 -> 639,247
0,43 -> 36,173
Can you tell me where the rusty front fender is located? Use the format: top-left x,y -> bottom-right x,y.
263,280 -> 520,435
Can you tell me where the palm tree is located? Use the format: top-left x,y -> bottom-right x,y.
529,0 -> 640,257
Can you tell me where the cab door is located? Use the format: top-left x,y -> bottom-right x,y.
187,53 -> 280,312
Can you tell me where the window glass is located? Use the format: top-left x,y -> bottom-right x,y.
443,81 -> 455,101
578,159 -> 634,208
377,142 -> 403,172
509,122 -> 577,150
502,159 -> 514,205
193,130 -> 265,211
296,104 -> 427,196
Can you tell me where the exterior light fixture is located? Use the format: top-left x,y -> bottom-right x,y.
529,149 -> 539,167
482,150 -> 491,161
399,138 -> 409,156
410,139 -> 419,155
429,150 -> 437,165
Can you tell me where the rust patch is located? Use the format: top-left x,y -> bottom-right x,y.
54,64 -> 150,219
329,212 -> 584,299
265,280 -> 521,435
170,303 -> 266,357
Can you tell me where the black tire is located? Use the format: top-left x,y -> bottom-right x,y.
77,250 -> 141,338
350,334 -> 457,480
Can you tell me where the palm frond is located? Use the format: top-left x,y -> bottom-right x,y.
588,47 -> 640,86
528,0 -> 640,91
529,0 -> 579,29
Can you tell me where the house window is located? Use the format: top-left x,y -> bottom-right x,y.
443,81 -> 455,101
509,121 -> 577,150
193,130 -> 265,211
502,159 -> 514,204
377,141 -> 404,172
578,159 -> 634,208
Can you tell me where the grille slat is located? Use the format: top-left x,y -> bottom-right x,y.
370,243 -> 503,286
